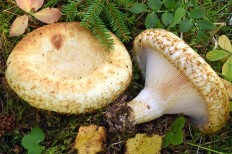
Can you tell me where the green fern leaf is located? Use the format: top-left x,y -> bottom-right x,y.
104,2 -> 131,42
91,17 -> 115,50
81,0 -> 104,29
62,1 -> 78,21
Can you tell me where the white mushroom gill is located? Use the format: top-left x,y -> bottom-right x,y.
128,48 -> 208,126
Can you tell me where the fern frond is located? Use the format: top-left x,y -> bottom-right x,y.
104,2 -> 131,42
91,17 -> 115,50
62,1 -> 78,21
80,0 -> 104,29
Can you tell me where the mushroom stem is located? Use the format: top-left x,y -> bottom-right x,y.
127,88 -> 165,124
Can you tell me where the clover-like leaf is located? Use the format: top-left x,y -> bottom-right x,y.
148,0 -> 162,11
171,116 -> 185,133
28,144 -> 44,154
10,15 -> 29,36
30,127 -> 45,143
170,130 -> 184,145
161,12 -> 173,26
129,3 -> 147,14
21,127 -> 45,154
218,35 -> 232,53
169,7 -> 186,28
33,8 -> 61,24
163,131 -> 174,148
179,19 -> 193,32
197,20 -> 214,30
189,7 -> 204,19
163,0 -> 176,9
16,0 -> 44,13
206,50 -> 231,61
145,13 -> 159,29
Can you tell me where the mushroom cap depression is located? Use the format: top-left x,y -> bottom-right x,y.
5,22 -> 132,114
133,29 -> 229,133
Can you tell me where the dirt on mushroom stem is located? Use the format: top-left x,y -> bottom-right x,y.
104,94 -> 179,135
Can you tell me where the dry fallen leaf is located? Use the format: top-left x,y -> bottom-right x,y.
125,133 -> 162,154
33,8 -> 61,24
75,125 -> 106,154
218,35 -> 232,53
16,0 -> 44,13
10,15 -> 29,37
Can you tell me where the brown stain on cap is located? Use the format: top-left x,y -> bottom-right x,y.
51,34 -> 64,50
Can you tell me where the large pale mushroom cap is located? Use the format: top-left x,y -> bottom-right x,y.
132,29 -> 229,133
5,22 -> 132,114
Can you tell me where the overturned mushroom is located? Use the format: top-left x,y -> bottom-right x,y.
107,29 -> 229,133
5,22 -> 132,114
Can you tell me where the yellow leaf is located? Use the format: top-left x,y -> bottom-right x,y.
125,133 -> 162,154
74,125 -> 106,154
218,35 -> 232,53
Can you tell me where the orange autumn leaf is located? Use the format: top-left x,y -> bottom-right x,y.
10,15 -> 29,36
33,8 -> 61,24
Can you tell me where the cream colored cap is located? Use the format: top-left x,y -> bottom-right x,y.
6,22 -> 132,114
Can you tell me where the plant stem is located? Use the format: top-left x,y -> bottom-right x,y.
186,142 -> 223,154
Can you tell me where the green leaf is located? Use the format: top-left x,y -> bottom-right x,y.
28,145 -> 44,154
206,50 -> 231,61
161,12 -> 173,26
163,0 -> 176,9
148,0 -> 162,11
163,131 -> 174,148
170,130 -> 184,145
222,56 -> 232,80
129,3 -> 147,14
179,19 -> 193,32
197,20 -> 214,30
196,30 -> 204,43
189,7 -> 204,19
31,127 -> 45,143
171,116 -> 185,132
145,13 -> 158,29
21,127 -> 45,154
22,135 -> 35,149
169,7 -> 186,28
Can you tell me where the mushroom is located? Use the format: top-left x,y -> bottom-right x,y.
5,22 -> 132,114
127,29 -> 229,133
